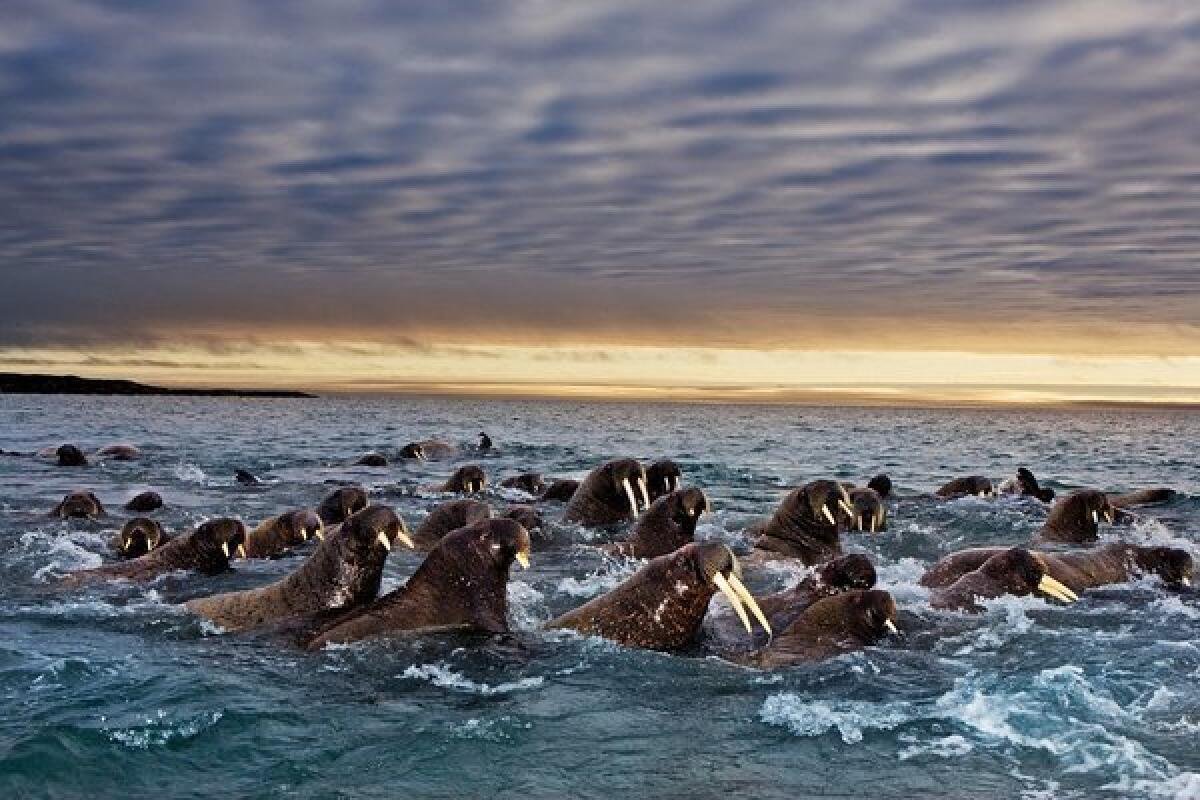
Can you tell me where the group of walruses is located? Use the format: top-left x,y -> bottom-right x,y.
30,437 -> 1193,666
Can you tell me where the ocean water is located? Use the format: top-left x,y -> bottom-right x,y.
0,394 -> 1197,800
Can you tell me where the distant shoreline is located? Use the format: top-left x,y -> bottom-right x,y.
0,373 -> 315,398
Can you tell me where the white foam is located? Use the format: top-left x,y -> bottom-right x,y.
103,709 -> 222,750
173,463 -> 207,483
759,693 -> 914,743
400,663 -> 544,696
556,560 -> 638,598
507,580 -> 548,630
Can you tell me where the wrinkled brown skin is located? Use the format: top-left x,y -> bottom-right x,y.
245,510 -> 323,558
316,486 -> 369,526
97,444 -> 139,461
125,491 -> 163,513
502,505 -> 544,536
1109,488 -> 1177,509
547,542 -> 737,651
847,487 -> 887,533
500,473 -> 545,495
745,590 -> 898,667
539,479 -> 580,503
563,458 -> 648,527
413,498 -> 492,551
415,439 -> 457,460
750,480 -> 853,565
604,488 -> 708,559
356,452 -> 388,467
61,518 -> 246,586
645,459 -> 683,503
110,517 -> 168,559
705,554 -> 877,654
55,445 -> 88,467
929,548 -> 1047,612
50,491 -> 105,519
439,465 -> 487,494
936,475 -> 994,499
920,543 -> 1194,593
304,518 -> 531,649
1034,490 -> 1116,544
186,506 -> 406,632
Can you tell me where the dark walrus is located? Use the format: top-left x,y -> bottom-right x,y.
50,490 -> 105,519
744,589 -> 900,667
928,548 -> 1078,613
645,459 -> 683,503
61,518 -> 247,585
1108,488 -> 1177,509
750,480 -> 857,565
303,518 -> 532,649
96,444 -> 139,461
412,498 -> 492,551
186,506 -> 413,632
499,473 -> 545,495
1034,489 -> 1116,544
563,458 -> 650,527
355,452 -> 389,467
244,510 -> 324,558
847,487 -> 887,533
998,467 -> 1056,502
125,491 -> 164,513
111,517 -> 169,559
439,465 -> 487,494
55,444 -> 88,467
316,486 -> 370,526
936,475 -> 994,499
539,479 -> 580,503
603,488 -> 710,560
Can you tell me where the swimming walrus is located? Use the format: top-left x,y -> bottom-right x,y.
234,468 -> 261,485
603,488 -> 710,559
478,432 -> 493,451
96,444 -> 139,461
186,507 -> 414,632
410,439 -> 457,461
244,510 -> 324,558
316,486 -> 370,526
997,467 -> 1056,502
749,480 -> 857,565
55,444 -> 88,467
398,443 -> 427,460
563,458 -> 650,527
645,459 -> 683,503
303,518 -> 532,649
111,517 -> 169,559
439,465 -> 487,494
547,542 -> 770,651
539,479 -> 580,503
928,548 -> 1079,613
125,491 -> 163,513
866,473 -> 893,500
499,473 -> 545,495
704,554 -> 877,654
50,490 -> 105,519
61,518 -> 247,586
1034,489 -> 1116,544
355,452 -> 389,467
936,475 -> 994,499
744,590 -> 900,667
847,487 -> 887,533
502,505 -> 544,535
1108,488 -> 1177,509
412,498 -> 492,551
919,543 -> 1193,593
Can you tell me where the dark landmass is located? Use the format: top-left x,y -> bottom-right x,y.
0,373 -> 314,398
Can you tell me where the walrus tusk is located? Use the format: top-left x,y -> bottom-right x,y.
884,619 -> 901,635
622,478 -> 639,518
236,543 -> 247,559
1091,510 -> 1099,525
221,542 -> 230,558
838,498 -> 856,519
713,573 -> 754,634
1104,508 -> 1114,524
1037,575 -> 1078,603
376,532 -> 392,551
637,477 -> 650,509
820,505 -> 836,525
663,477 -> 671,494
394,529 -> 414,549
1182,577 -> 1192,587
515,551 -> 531,569
727,574 -> 772,636
869,516 -> 877,534
673,476 -> 682,491
298,529 -> 307,541
314,527 -> 325,541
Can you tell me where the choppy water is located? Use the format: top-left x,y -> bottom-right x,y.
1,395 -> 1197,799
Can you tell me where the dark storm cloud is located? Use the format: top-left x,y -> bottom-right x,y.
1,0 -> 1198,352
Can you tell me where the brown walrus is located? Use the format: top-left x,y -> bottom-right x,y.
316,486 -> 370,526
244,510 -> 324,558
744,590 -> 900,667
705,554 -> 877,654
409,439 -> 457,461
499,473 -> 545,495
355,452 -> 388,467
603,488 -> 710,559
61,518 -> 247,585
50,490 -> 105,519
111,517 -> 169,559
546,542 -> 770,651
502,505 -> 544,536
645,459 -> 683,503
96,444 -> 139,461
439,465 -> 487,494
54,444 -> 88,467
563,458 -> 650,527
303,518 -> 532,649
398,443 -> 427,460
539,479 -> 580,503
186,506 -> 414,632
936,475 -> 994,499
750,480 -> 857,565
125,491 -> 163,513
847,487 -> 887,533
412,498 -> 492,551
1108,488 -> 1177,509
1034,489 -> 1116,544
997,467 -> 1056,502
928,548 -> 1078,613
920,543 -> 1193,593
866,473 -> 893,500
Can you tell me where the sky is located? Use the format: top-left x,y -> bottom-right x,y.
2,1 -> 1198,403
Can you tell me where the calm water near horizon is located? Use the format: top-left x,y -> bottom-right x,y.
0,395 -> 1197,799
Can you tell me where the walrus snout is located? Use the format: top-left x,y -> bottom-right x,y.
690,543 -> 772,637
115,517 -> 167,559
810,481 -> 856,527
645,459 -> 683,503
344,505 -> 415,553
481,518 -> 532,570
817,554 -> 877,591
443,465 -> 487,494
317,486 -> 370,526
52,490 -> 104,519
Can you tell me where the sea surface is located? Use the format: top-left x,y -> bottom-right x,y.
0,395 -> 1197,799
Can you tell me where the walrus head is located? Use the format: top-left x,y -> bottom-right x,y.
1016,468 -> 1055,502
1040,489 -> 1115,543
936,475 -> 994,499
783,480 -> 856,530
985,549 -> 1078,603
502,505 -> 544,534
399,442 -> 427,460
124,490 -> 163,513
866,473 -> 893,500
443,465 -> 487,494
356,452 -> 388,467
849,488 -> 887,534
283,509 -> 325,544
645,459 -> 683,503
117,517 -> 166,558
316,486 -> 370,526
814,554 -> 878,592
192,518 -> 249,574
52,490 -> 104,519
340,505 -> 415,563
56,444 -> 88,467
620,488 -> 712,559
500,473 -> 545,495
754,479 -> 857,562
752,589 -> 900,667
1133,547 -> 1194,590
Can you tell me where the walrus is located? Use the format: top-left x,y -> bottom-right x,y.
245,510 -> 325,558
866,473 -> 893,500
929,548 -> 1078,612
1034,489 -> 1116,544
186,506 -> 414,632
111,517 -> 169,559
355,452 -> 389,467
705,554 -> 877,654
316,486 -> 370,526
303,518 -> 532,649
96,444 -> 139,461
502,505 -> 544,536
603,488 -> 710,559
750,480 -> 857,565
478,432 -> 493,451
539,479 -> 580,503
61,518 -> 247,585
125,491 -> 163,513
411,439 -> 457,461
50,491 -> 104,519
499,473 -> 545,495
439,465 -> 487,494
936,475 -> 994,498
413,498 -> 492,551
547,542 -> 770,651
645,459 -> 683,503
398,443 -> 427,460
234,469 -> 261,485
1108,488 -> 1177,509
56,444 -> 88,467
744,590 -> 900,667
563,458 -> 650,526
997,467 -> 1056,502
920,543 -> 1193,593
847,487 -> 887,533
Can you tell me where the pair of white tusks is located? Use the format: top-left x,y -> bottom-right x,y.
662,475 -> 682,493
622,477 -> 652,517
377,530 -> 415,550
1037,574 -> 1078,603
712,572 -> 772,637
821,498 -> 857,525
884,620 -> 901,635
1092,509 -> 1115,525
221,542 -> 248,559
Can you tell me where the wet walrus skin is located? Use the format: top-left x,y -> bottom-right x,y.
1034,490 -> 1116,545
563,458 -> 650,527
847,487 -> 887,533
935,475 -> 994,499
125,491 -> 164,513
412,498 -> 492,551
96,444 -> 139,461
539,479 -> 580,503
750,480 -> 857,565
304,518 -> 532,649
1108,488 -> 1177,509
919,543 -> 1193,593
439,465 -> 487,494
186,507 -> 413,632
499,473 -> 545,495
644,459 -> 683,504
929,548 -> 1078,613
997,467 -> 1056,503
50,490 -> 105,519
547,542 -> 770,651
603,488 -> 710,560
111,517 -> 169,559
61,518 -> 247,585
744,590 -> 900,667
244,510 -> 324,558
55,444 -> 88,467
316,486 -> 369,526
